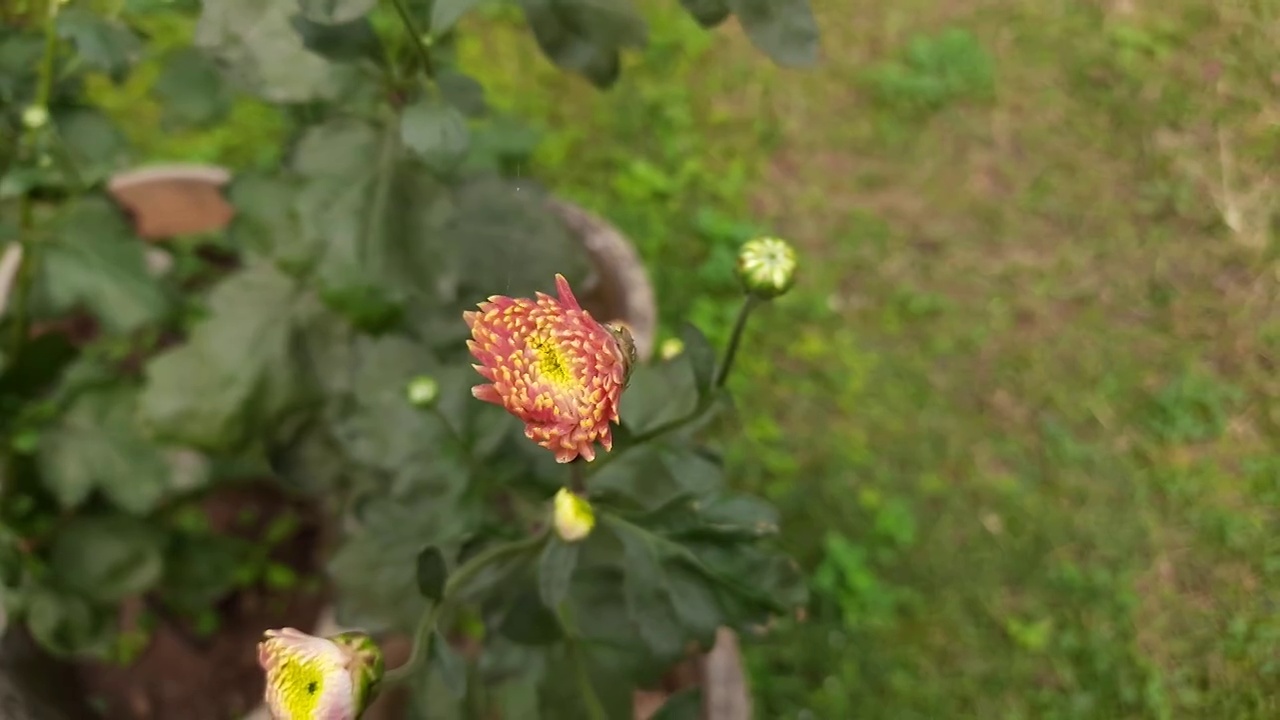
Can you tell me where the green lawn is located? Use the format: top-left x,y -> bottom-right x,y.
458,0 -> 1280,717
96,0 -> 1280,716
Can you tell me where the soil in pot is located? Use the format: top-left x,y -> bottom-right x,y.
71,484 -> 328,720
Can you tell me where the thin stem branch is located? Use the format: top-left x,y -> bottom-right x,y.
7,0 -> 61,358
713,295 -> 759,389
384,531 -> 548,684
387,0 -> 435,78
559,606 -> 608,720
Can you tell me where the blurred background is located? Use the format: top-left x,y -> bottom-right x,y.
9,0 -> 1280,717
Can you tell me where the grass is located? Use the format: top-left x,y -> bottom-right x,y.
93,0 -> 1280,716
456,0 -> 1280,717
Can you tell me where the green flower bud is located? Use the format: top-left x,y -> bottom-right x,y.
406,375 -> 439,408
659,337 -> 684,360
553,488 -> 595,543
21,105 -> 48,130
736,236 -> 798,300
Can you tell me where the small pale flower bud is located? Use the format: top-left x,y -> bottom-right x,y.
258,628 -> 384,719
553,488 -> 594,543
736,236 -> 798,299
21,105 -> 48,130
659,337 -> 684,360
406,375 -> 440,408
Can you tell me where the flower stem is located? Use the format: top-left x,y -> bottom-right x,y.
713,295 -> 760,389
558,607 -> 607,720
569,458 -> 586,494
386,0 -> 434,78
7,0 -> 61,359
384,531 -> 548,684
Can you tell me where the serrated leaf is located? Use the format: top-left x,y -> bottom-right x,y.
25,586 -> 113,657
400,98 -> 471,173
291,14 -> 383,62
152,47 -> 230,127
517,0 -> 622,89
499,589 -> 563,645
53,108 -> 131,186
49,515 -> 164,602
679,322 -> 717,399
297,0 -> 377,24
37,386 -> 174,514
56,7 -> 142,79
677,0 -> 729,27
431,630 -> 468,699
610,519 -> 686,661
415,545 -> 448,602
289,118 -> 457,324
137,261 -> 326,452
195,0 -> 357,103
652,688 -> 704,720
431,0 -> 484,34
34,198 -> 170,334
618,360 -> 698,436
726,0 -> 820,68
329,493 -> 472,632
537,538 -> 579,610
447,176 -> 591,303
436,69 -> 488,118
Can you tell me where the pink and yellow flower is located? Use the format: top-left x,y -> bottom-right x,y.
465,274 -> 635,463
258,628 -> 384,720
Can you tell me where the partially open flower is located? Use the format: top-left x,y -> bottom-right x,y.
258,628 -> 384,720
736,236 -> 798,299
553,487 -> 595,542
465,274 -> 632,463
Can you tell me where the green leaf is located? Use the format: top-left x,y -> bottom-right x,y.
297,0 -> 377,24
651,688 -> 704,720
431,630 -> 468,699
517,0 -> 622,89
49,515 -> 164,602
537,537 -> 579,610
436,69 -> 488,118
195,0 -> 359,102
159,532 -> 243,613
415,545 -> 448,602
56,7 -> 142,79
34,198 -> 170,334
447,176 -> 592,303
726,0 -> 820,68
288,118 -> 457,324
677,0 -> 729,28
53,108 -> 131,186
679,322 -> 716,399
498,589 -> 563,645
610,518 -> 686,661
432,0 -> 484,34
329,492 -> 473,632
291,14 -> 383,63
400,98 -> 471,173
138,261 -> 327,452
618,358 -> 697,434
152,47 -> 230,127
37,386 -> 174,514
25,586 -> 114,657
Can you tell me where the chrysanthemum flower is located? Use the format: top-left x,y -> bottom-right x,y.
465,274 -> 634,463
258,628 -> 384,720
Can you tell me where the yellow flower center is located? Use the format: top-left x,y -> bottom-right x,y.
530,334 -> 572,385
272,655 -> 330,716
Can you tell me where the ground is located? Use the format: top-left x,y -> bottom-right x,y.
101,0 -> 1280,717
452,1 -> 1280,717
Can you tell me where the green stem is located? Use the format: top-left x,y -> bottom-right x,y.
8,0 -> 60,359
569,458 -> 586,494
559,607 -> 608,720
384,531 -> 548,684
386,0 -> 435,78
713,295 -> 760,389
